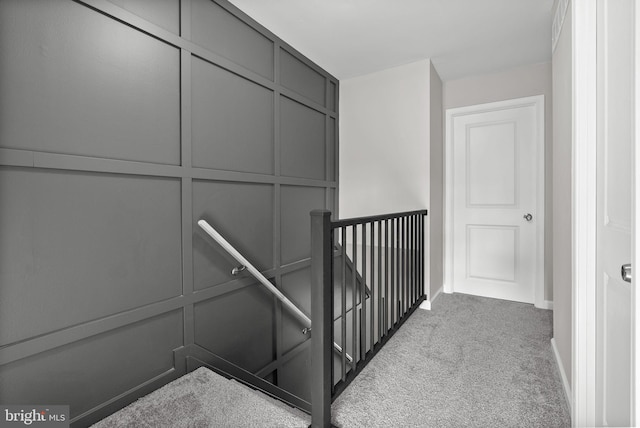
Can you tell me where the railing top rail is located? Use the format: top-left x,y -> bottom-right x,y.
331,209 -> 428,229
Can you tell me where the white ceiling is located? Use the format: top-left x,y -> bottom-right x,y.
227,0 -> 555,81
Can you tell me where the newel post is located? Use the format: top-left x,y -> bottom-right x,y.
310,210 -> 333,428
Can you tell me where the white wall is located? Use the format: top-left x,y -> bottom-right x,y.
339,59 -> 431,218
443,62 -> 554,302
552,0 -> 573,389
339,59 -> 433,298
429,63 -> 444,299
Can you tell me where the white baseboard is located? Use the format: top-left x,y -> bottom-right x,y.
536,300 -> 554,310
419,286 -> 443,311
551,337 -> 572,413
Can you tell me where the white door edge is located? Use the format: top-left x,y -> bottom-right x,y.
444,95 -> 546,308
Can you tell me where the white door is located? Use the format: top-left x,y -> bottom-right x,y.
595,0 -> 635,425
445,96 -> 544,305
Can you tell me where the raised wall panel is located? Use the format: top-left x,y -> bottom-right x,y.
194,286 -> 275,373
0,0 -> 181,165
191,0 -> 274,80
328,118 -> 337,182
280,98 -> 326,180
106,0 -> 180,34
281,186 -> 325,265
467,122 -> 517,207
329,188 -> 337,215
0,167 -> 182,346
263,371 -> 275,384
192,180 -> 274,290
0,310 -> 183,419
191,57 -> 274,174
332,254 -> 362,316
0,0 -> 337,420
328,81 -> 337,112
332,310 -> 355,386
278,349 -> 311,402
280,49 -> 325,106
281,267 -> 311,353
467,225 -> 518,283
280,262 -> 355,355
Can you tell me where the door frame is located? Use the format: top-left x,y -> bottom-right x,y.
444,95 -> 546,309
571,0 -> 597,425
572,0 -> 639,425
634,1 -> 640,420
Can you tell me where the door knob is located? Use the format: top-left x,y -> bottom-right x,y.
523,213 -> 533,222
621,264 -> 632,283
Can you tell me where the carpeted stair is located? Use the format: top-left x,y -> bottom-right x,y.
91,367 -> 310,428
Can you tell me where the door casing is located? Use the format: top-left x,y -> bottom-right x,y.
444,95 -> 546,309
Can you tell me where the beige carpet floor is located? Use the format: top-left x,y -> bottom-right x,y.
331,293 -> 571,427
93,293 -> 570,427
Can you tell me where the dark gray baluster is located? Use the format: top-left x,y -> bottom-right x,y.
351,225 -> 357,369
370,220 -> 375,349
361,223 -> 367,360
341,226 -> 347,382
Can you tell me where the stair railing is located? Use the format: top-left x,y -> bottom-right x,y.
197,219 -> 352,363
310,209 -> 428,428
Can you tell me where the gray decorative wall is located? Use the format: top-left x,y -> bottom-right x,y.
0,0 -> 338,425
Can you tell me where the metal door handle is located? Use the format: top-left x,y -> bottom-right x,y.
523,213 -> 533,222
622,264 -> 632,283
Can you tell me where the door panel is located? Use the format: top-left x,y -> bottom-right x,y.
596,0 -> 634,425
467,225 -> 518,283
467,122 -> 517,207
603,274 -> 631,424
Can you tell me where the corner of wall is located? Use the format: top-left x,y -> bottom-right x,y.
428,61 -> 444,301
551,0 -> 573,391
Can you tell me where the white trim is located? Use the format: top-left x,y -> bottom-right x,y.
571,0 -> 598,426
419,300 -> 431,311
538,300 -> 554,310
419,286 -> 443,311
633,1 -> 640,423
444,95 -> 546,308
552,337 -> 573,413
